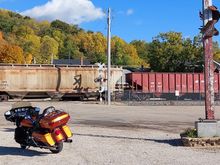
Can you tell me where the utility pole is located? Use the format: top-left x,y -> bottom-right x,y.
201,0 -> 220,119
107,8 -> 111,105
68,51 -> 71,64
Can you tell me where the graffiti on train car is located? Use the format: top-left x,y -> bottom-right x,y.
73,75 -> 82,91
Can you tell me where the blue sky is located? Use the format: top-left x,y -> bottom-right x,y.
1,0 -> 220,43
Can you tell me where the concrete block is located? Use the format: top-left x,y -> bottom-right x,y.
195,120 -> 220,138
216,121 -> 220,136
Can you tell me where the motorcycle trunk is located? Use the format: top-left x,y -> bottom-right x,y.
39,111 -> 70,130
19,111 -> 71,146
34,111 -> 71,144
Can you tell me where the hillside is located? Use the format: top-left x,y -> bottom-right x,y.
1,9 -> 219,72
0,9 -> 144,66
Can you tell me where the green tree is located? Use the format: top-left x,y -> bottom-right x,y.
213,41 -> 220,61
148,32 -> 203,72
130,40 -> 150,66
37,20 -> 51,36
0,10 -> 16,33
60,34 -> 83,59
51,20 -> 80,34
12,25 -> 34,37
40,35 -> 59,63
23,34 -> 41,61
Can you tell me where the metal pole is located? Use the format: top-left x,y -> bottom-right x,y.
68,51 -> 70,64
107,8 -> 111,105
51,53 -> 54,64
202,0 -> 215,119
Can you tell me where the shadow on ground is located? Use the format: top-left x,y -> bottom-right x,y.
74,133 -> 183,147
2,128 -> 14,132
0,146 -> 49,156
74,120 -> 192,134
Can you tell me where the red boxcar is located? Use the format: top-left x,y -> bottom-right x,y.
126,72 -> 220,95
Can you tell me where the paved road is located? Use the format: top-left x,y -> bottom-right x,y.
0,101 -> 220,165
1,101 -> 220,133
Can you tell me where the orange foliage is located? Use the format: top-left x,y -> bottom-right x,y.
0,31 -> 25,64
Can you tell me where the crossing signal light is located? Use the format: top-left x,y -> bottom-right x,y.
208,6 -> 220,22
200,5 -> 220,39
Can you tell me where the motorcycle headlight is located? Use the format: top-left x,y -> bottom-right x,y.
4,110 -> 13,121
5,111 -> 11,116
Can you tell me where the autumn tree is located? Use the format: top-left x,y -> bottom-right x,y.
111,36 -> 142,66
0,31 -> 25,63
0,44 -> 24,63
12,25 -> 41,63
74,31 -> 107,63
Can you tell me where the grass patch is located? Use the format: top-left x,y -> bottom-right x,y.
180,128 -> 197,138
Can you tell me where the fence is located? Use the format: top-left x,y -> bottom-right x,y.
108,90 -> 220,106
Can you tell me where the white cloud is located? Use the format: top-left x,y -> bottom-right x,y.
21,0 -> 105,24
126,9 -> 134,16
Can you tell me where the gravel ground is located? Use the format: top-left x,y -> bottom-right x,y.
0,101 -> 220,165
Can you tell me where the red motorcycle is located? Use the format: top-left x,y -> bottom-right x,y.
4,104 -> 73,153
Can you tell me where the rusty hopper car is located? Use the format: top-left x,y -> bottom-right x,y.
0,64 -> 123,101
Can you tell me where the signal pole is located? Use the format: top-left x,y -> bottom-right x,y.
202,0 -> 216,119
196,0 -> 220,138
107,8 -> 111,106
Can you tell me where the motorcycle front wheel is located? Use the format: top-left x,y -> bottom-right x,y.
50,142 -> 63,153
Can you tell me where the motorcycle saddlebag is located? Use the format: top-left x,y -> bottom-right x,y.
39,111 -> 70,130
61,125 -> 73,138
32,132 -> 55,146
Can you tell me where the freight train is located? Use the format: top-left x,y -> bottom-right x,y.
1,63 -> 219,101
0,64 -> 123,101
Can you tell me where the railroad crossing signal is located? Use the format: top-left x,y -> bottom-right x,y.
200,0 -> 219,120
200,4 -> 220,39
